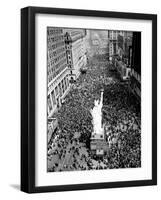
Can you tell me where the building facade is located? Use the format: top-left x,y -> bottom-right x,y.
64,29 -> 87,81
47,27 -> 70,117
108,30 -> 119,57
108,30 -> 132,60
47,118 -> 58,143
117,31 -> 133,63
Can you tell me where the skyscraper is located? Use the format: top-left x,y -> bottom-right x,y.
64,29 -> 87,81
47,27 -> 70,117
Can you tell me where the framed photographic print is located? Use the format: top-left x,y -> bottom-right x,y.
21,6 -> 157,193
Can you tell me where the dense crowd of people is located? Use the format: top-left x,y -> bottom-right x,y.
47,55 -> 141,172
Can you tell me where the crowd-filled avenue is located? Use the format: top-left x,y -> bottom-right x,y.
47,55 -> 141,172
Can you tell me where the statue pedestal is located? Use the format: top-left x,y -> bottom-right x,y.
90,124 -> 108,156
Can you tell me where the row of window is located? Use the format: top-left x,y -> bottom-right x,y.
48,74 -> 70,114
71,33 -> 84,41
48,63 -> 67,83
72,48 -> 84,63
48,46 -> 65,59
48,55 -> 67,69
57,77 -> 68,97
48,41 -> 65,50
109,31 -> 118,39
48,53 -> 66,70
71,31 -> 82,37
48,35 -> 64,43
53,52 -> 66,64
48,56 -> 67,74
47,28 -> 63,36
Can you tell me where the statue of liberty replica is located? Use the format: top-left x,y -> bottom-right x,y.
90,89 -> 107,156
90,90 -> 104,135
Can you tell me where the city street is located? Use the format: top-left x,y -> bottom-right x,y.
47,55 -> 141,172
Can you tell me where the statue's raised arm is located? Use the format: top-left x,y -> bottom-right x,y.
99,89 -> 104,108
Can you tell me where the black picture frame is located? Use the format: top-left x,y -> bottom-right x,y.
21,6 -> 157,193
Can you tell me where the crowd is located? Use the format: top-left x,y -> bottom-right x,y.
102,82 -> 141,168
47,55 -> 141,172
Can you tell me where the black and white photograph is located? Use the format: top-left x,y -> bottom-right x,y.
47,27 -> 141,173
20,6 -> 157,193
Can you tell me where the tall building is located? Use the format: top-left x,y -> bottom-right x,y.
47,27 -> 70,117
129,32 -> 141,99
108,30 -> 119,57
117,31 -> 133,63
64,29 -> 87,81
108,30 -> 132,58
